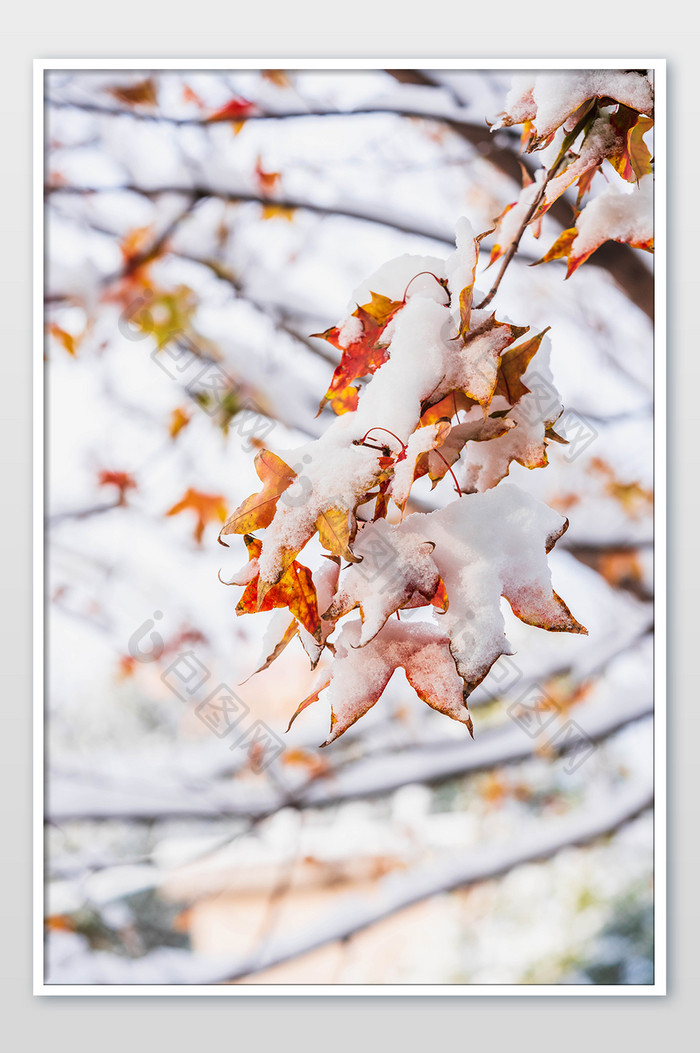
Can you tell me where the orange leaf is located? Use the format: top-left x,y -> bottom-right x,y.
533,228 -> 578,267
313,292 -> 404,413
169,406 -> 191,439
49,322 -> 80,357
98,469 -> 137,504
287,678 -> 331,732
167,488 -> 228,544
235,535 -> 321,639
420,390 -> 476,425
220,450 -> 296,537
315,507 -> 360,563
255,156 -> 282,194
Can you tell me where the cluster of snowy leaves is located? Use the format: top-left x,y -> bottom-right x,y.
219,213 -> 587,744
490,69 -> 654,276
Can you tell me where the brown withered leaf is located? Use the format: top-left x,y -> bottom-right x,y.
420,417 -> 516,486
493,328 -> 551,404
109,78 -> 158,108
455,253 -> 479,340
457,315 -> 530,407
609,106 -> 654,182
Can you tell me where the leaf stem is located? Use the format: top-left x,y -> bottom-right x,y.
402,270 -> 449,304
359,427 -> 408,455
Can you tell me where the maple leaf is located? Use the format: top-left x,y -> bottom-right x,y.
243,561 -> 341,682
312,292 -> 404,414
182,84 -> 205,108
532,116 -> 620,222
488,201 -> 517,267
608,106 -> 654,182
447,313 -> 530,408
220,450 -> 360,609
108,78 -> 158,108
454,262 -> 478,341
307,620 -> 474,745
287,678 -> 331,732
323,519 -> 448,645
380,487 -> 586,697
207,96 -> 255,121
98,469 -> 137,504
492,71 -> 653,144
493,328 -> 551,404
142,286 -> 201,348
253,500 -> 362,611
590,457 -> 653,518
261,69 -> 292,89
168,406 -> 191,439
230,535 -> 321,639
420,390 -> 476,426
298,556 -> 341,667
534,204 -> 648,275
219,450 -> 297,538
119,225 -> 155,267
391,421 -> 453,507
316,507 -> 360,565
49,322 -> 80,357
167,488 -> 228,544
417,417 -> 517,488
244,614 -> 299,680
260,205 -> 296,222
457,330 -> 563,492
326,385 -> 359,416
575,167 -> 598,207
255,156 -> 282,194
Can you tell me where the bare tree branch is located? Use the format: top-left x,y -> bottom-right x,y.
47,685 -> 652,824
385,70 -> 654,320
46,183 -> 502,255
44,777 -> 652,984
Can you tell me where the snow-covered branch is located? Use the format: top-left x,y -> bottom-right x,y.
48,684 -> 652,824
46,777 -> 652,985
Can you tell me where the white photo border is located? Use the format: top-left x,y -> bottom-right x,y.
34,56 -> 666,996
